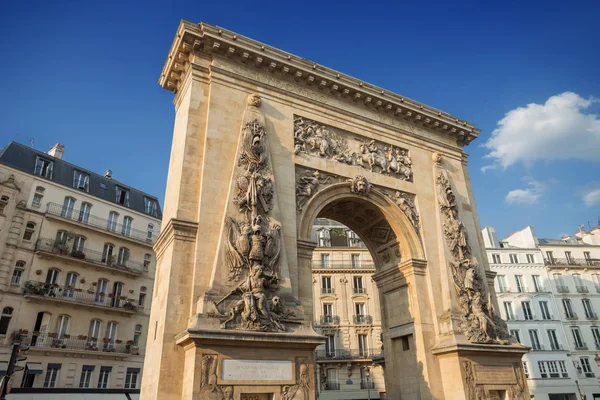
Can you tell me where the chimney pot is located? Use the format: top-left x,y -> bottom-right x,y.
47,143 -> 65,159
104,169 -> 113,179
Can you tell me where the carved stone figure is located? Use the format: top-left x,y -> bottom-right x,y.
436,168 -> 509,344
200,355 -> 226,399
391,191 -> 420,234
282,364 -> 310,400
295,169 -> 333,212
349,175 -> 371,195
293,115 -> 413,181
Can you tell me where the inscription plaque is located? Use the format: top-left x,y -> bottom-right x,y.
222,359 -> 293,381
474,365 -> 516,384
241,395 -> 269,400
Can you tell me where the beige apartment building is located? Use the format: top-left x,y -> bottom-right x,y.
311,218 -> 385,400
0,141 -> 161,397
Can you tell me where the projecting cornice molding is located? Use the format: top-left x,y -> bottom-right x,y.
160,20 -> 480,146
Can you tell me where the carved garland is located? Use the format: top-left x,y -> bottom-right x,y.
293,115 -> 413,181
434,154 -> 509,344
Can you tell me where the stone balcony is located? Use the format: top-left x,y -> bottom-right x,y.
315,348 -> 376,361
353,315 -> 373,325
22,280 -> 140,315
573,342 -> 588,350
35,237 -> 144,277
565,312 -> 578,320
576,285 -> 590,293
556,285 -> 570,293
319,315 -> 340,325
46,202 -> 158,246
545,258 -> 600,267
12,331 -> 139,356
585,312 -> 598,320
311,262 -> 375,270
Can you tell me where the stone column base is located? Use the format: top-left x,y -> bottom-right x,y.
175,315 -> 325,400
432,343 -> 530,400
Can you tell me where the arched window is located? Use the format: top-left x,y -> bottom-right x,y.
117,248 -> 130,266
45,268 -> 60,285
0,307 -> 13,335
0,195 -> 9,214
138,286 -> 147,308
122,216 -> 133,237
56,315 -> 70,338
11,260 -> 26,285
147,224 -> 154,242
94,279 -> 109,304
72,235 -> 86,254
107,212 -> 119,232
61,197 -> 76,219
78,202 -> 92,224
101,243 -> 114,265
133,324 -> 142,346
88,319 -> 102,346
63,272 -> 78,299
23,222 -> 36,241
143,254 -> 151,271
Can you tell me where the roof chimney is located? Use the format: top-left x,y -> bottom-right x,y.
47,143 -> 64,159
104,169 -> 113,179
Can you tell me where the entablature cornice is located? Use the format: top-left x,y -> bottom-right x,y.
160,21 -> 480,147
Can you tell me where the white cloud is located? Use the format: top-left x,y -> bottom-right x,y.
482,92 -> 600,170
583,189 -> 600,206
505,178 -> 546,205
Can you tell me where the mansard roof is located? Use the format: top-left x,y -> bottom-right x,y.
159,20 -> 480,146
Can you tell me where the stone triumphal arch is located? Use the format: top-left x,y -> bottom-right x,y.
142,20 -> 530,400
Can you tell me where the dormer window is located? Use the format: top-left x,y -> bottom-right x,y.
116,187 -> 129,206
144,197 -> 157,216
73,170 -> 90,192
34,157 -> 53,178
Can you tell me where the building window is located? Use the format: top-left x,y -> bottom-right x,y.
572,327 -> 585,348
73,235 -> 86,253
582,299 -> 596,319
547,330 -> 560,350
326,369 -> 338,390
0,307 -> 13,335
510,330 -> 521,343
321,276 -> 333,294
144,197 -> 157,216
117,247 -> 130,266
522,362 -> 529,378
320,253 -> 330,268
581,357 -> 594,377
73,170 -> 90,191
143,254 -> 151,271
0,195 -> 9,214
546,251 -> 555,264
116,187 -> 129,206
515,275 -> 524,292
592,326 -> 600,348
88,319 -> 102,345
11,260 -> 26,285
353,276 -> 365,294
528,330 -> 541,350
351,254 -> 361,268
101,244 -> 114,265
357,334 -> 368,356
124,368 -> 140,389
79,366 -> 94,388
97,367 -> 111,388
532,275 -> 542,292
503,302 -> 515,320
122,216 -> 133,236
78,202 -> 92,224
147,223 -> 154,242
496,275 -> 508,292
45,268 -> 60,285
133,324 -> 142,347
63,272 -> 78,299
509,254 -> 518,264
107,212 -> 118,232
526,254 -> 535,263
323,303 -> 333,319
23,222 -> 36,241
538,361 -> 568,378
585,252 -> 593,265
539,301 -> 551,320
43,364 -> 61,388
104,322 -> 118,351
110,283 -> 123,308
34,157 -> 53,178
348,230 -> 361,247
325,335 -> 336,357
56,315 -> 70,339
491,253 -> 501,264
61,197 -> 76,219
563,299 -> 575,318
565,251 -> 573,264
138,287 -> 147,308
522,301 -> 533,320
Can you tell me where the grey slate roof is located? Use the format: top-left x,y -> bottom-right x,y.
0,141 -> 162,219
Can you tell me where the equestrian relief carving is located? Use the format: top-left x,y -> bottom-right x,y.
215,93 -> 297,332
436,167 -> 510,344
294,115 -> 413,181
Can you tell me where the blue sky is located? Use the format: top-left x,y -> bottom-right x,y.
1,0 -> 598,239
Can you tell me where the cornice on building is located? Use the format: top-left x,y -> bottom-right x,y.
160,20 -> 480,147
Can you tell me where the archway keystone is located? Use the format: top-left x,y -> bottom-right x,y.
142,20 -> 529,400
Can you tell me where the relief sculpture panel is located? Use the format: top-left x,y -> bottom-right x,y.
293,115 -> 413,181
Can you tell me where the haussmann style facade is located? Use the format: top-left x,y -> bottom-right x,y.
0,141 -> 162,398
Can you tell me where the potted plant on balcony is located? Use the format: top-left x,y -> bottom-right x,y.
71,250 -> 86,259
87,288 -> 95,294
78,334 -> 88,340
18,329 -> 29,335
48,332 -> 58,338
74,288 -> 82,292
102,337 -> 111,343
115,339 -> 123,344
122,301 -> 138,312
63,334 -> 71,339
119,295 -> 127,301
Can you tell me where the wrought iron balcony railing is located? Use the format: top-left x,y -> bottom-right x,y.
321,287 -> 335,294
353,287 -> 367,294
323,383 -> 340,390
531,344 -> 544,351
556,286 -> 570,293
315,349 -> 375,361
353,315 -> 373,325
360,382 -> 376,389
585,312 -> 598,320
46,202 -> 158,245
545,258 -> 600,267
549,344 -> 564,351
576,286 -> 590,293
312,262 -> 375,269
319,315 -> 340,325
22,281 -> 139,313
35,238 -> 144,275
12,331 -> 138,355
573,342 -> 588,350
565,312 -> 578,320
